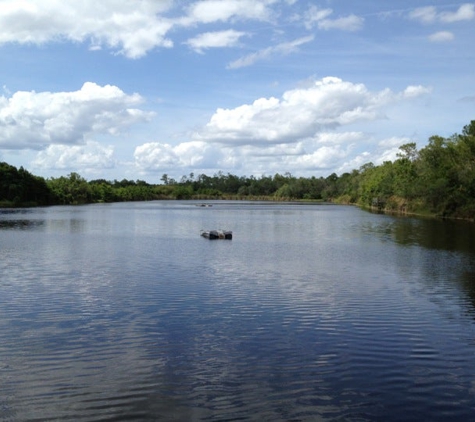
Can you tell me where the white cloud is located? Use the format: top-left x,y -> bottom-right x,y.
429,31 -> 455,42
375,147 -> 403,164
315,132 -> 366,145
133,139 -> 340,176
32,141 -> 115,171
440,3 -> 475,22
0,82 -> 154,150
0,0 -> 174,58
125,78 -> 431,178
3,76 -> 432,179
292,144 -> 349,169
409,4 -> 475,24
174,141 -> 219,167
133,131 -> 422,179
186,30 -> 247,53
302,5 -> 363,31
402,85 -> 432,98
409,6 -> 438,24
318,15 -> 364,31
335,136 -> 412,174
337,152 -> 372,174
0,0 -> 277,58
378,136 -> 412,148
0,0 -> 366,60
181,0 -> 276,25
194,77 -> 431,145
227,35 -> 314,68
245,142 -> 306,157
219,141 -> 354,174
134,141 -> 219,172
303,5 -> 333,29
134,142 -> 178,171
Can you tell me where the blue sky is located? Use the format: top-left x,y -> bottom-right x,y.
0,1 -> 474,183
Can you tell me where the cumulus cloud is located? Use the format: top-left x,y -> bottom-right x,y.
220,141 -> 355,174
134,141 -> 220,172
133,132 -> 419,178
336,151 -> 371,174
315,132 -> 366,145
227,35 -> 314,68
194,77 -> 430,145
378,136 -> 412,149
131,78 -> 430,177
32,141 -> 116,171
181,0 -> 276,25
402,85 -> 432,98
134,142 -> 178,171
429,31 -> 455,42
292,144 -> 349,169
186,30 -> 247,53
409,4 -> 475,24
303,5 -> 364,31
0,0 -> 174,58
376,136 -> 415,164
334,136 -> 413,174
375,147 -> 405,164
0,0 -> 278,58
439,3 -> 475,22
0,0 -> 366,60
0,82 -> 154,150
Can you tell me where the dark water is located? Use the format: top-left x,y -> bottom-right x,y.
1,201 -> 475,421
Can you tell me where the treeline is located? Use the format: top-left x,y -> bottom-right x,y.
1,120 -> 474,219
353,119 -> 475,219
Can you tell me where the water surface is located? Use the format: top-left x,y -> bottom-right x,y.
1,201 -> 475,421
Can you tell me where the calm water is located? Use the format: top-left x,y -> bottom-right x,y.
1,201 -> 475,421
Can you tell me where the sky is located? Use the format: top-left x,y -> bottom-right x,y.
0,1 -> 474,183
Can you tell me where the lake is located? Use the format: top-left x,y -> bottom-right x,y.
1,201 -> 475,421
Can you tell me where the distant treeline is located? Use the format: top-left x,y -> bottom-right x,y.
1,120 -> 475,219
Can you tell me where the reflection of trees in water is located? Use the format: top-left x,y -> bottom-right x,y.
0,209 -> 46,230
362,215 -> 475,316
458,268 -> 475,317
392,217 -> 475,316
390,217 -> 475,254
0,219 -> 45,230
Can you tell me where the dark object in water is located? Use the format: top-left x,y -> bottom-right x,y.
200,230 -> 232,240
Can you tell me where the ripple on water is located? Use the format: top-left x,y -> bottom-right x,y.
2,203 -> 475,421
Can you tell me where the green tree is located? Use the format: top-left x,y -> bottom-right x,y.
418,135 -> 458,213
393,143 -> 419,199
47,172 -> 91,205
359,162 -> 394,207
0,162 -> 54,206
